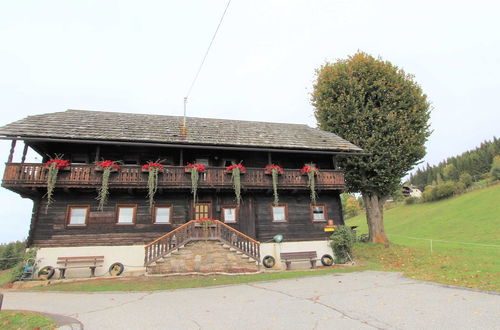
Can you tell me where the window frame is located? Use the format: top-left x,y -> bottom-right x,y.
153,205 -> 173,224
116,204 -> 137,225
271,203 -> 288,223
310,204 -> 327,222
66,205 -> 90,227
221,206 -> 239,223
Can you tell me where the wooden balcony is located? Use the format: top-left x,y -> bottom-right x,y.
2,163 -> 344,192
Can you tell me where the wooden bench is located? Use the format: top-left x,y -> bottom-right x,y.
280,251 -> 318,270
57,256 -> 104,279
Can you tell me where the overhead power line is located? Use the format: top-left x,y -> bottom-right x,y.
183,0 -> 232,125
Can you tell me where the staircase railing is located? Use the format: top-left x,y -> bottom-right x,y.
144,220 -> 261,266
144,220 -> 197,265
215,220 -> 260,264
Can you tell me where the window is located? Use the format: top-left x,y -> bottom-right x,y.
222,207 -> 238,223
311,204 -> 327,222
116,205 -> 136,225
66,206 -> 89,227
272,204 -> 288,222
154,206 -> 172,224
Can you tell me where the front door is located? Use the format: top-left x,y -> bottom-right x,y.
194,202 -> 211,219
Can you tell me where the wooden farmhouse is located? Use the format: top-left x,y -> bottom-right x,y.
0,110 -> 362,277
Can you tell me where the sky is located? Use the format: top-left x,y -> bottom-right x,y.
0,0 -> 499,243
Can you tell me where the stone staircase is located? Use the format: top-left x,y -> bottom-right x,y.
147,240 -> 260,274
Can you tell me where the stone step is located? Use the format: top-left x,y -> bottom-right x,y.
147,240 -> 259,274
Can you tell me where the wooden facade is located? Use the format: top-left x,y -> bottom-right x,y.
0,110 -> 363,252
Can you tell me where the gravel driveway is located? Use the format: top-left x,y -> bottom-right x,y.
2,271 -> 499,329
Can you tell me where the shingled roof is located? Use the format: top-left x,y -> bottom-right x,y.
0,110 -> 362,152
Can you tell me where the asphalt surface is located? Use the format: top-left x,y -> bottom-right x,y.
1,271 -> 499,329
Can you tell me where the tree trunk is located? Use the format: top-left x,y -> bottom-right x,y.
362,194 -> 390,244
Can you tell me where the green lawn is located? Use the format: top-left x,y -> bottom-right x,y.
0,311 -> 57,330
347,184 -> 500,291
34,266 -> 367,292
0,269 -> 12,287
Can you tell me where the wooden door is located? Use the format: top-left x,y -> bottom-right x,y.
194,202 -> 211,219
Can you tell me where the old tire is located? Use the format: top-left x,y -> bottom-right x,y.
321,254 -> 334,266
109,262 -> 124,276
37,266 -> 55,280
262,255 -> 276,268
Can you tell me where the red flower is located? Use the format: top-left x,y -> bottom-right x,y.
97,160 -> 121,169
226,163 -> 246,173
196,217 -> 216,224
45,159 -> 70,169
300,165 -> 319,175
142,162 -> 164,171
264,164 -> 284,175
184,163 -> 206,173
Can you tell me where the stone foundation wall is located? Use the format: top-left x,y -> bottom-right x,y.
148,241 -> 259,274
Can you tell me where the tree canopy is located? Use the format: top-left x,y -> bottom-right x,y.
312,52 -> 431,243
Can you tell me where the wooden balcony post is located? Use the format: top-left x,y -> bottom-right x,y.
21,143 -> 28,164
94,145 -> 101,163
7,140 -> 16,163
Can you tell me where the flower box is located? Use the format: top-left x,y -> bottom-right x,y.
264,164 -> 283,175
225,164 -> 246,174
184,163 -> 206,173
300,165 -> 319,176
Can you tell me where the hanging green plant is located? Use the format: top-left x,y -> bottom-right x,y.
226,163 -> 246,205
301,164 -> 319,204
184,163 -> 206,204
142,162 -> 164,210
44,157 -> 71,211
96,160 -> 121,211
264,164 -> 283,204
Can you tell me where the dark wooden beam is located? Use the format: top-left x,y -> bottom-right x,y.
7,140 -> 16,163
179,149 -> 184,166
21,143 -> 29,164
95,145 -> 101,163
267,152 -> 272,164
332,156 -> 337,170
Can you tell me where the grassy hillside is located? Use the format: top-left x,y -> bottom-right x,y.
347,184 -> 500,291
348,184 -> 500,244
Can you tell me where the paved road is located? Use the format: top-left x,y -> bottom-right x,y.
2,271 -> 499,329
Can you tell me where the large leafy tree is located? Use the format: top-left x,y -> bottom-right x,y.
312,52 -> 431,244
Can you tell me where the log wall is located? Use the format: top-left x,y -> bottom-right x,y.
29,190 -> 343,247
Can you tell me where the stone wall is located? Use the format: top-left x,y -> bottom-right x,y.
148,241 -> 259,274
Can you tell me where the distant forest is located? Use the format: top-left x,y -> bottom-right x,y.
409,137 -> 500,189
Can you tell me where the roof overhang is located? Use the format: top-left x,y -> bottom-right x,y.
0,136 -> 369,156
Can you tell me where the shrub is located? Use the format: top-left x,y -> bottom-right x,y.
422,185 -> 436,202
459,172 -> 473,188
330,226 -> 356,264
435,181 -> 456,199
405,196 -> 420,205
491,155 -> 500,180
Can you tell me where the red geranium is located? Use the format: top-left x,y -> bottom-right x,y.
226,163 -> 246,173
45,159 -> 70,169
300,165 -> 319,175
196,217 -> 216,225
142,162 -> 164,172
97,160 -> 121,170
184,163 -> 206,173
264,164 -> 284,175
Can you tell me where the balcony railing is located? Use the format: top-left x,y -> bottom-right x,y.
2,163 -> 344,190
